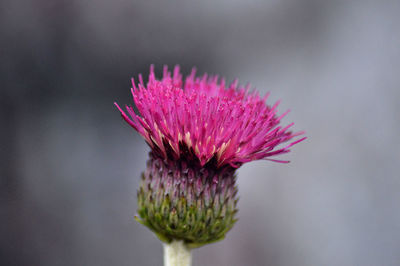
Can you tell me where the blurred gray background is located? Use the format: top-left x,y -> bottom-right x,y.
1,0 -> 400,265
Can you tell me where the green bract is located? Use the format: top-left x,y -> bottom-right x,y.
136,154 -> 238,248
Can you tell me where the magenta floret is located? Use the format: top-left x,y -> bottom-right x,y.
115,65 -> 305,168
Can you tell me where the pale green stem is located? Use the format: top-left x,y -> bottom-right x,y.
163,240 -> 192,266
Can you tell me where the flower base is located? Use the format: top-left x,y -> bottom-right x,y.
136,153 -> 238,248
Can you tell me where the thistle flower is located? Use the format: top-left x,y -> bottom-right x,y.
115,65 -> 305,263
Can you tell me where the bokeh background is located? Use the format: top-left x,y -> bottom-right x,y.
1,0 -> 400,265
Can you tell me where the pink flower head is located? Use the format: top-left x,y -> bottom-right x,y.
115,65 -> 305,168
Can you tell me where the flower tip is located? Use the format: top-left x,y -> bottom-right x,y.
190,67 -> 197,78
298,136 -> 307,142
277,109 -> 291,121
114,102 -> 129,120
265,158 -> 290,163
272,99 -> 281,111
149,65 -> 156,82
131,77 -> 137,89
290,136 -> 307,147
262,91 -> 270,101
173,64 -> 180,74
138,73 -> 144,86
163,65 -> 168,77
